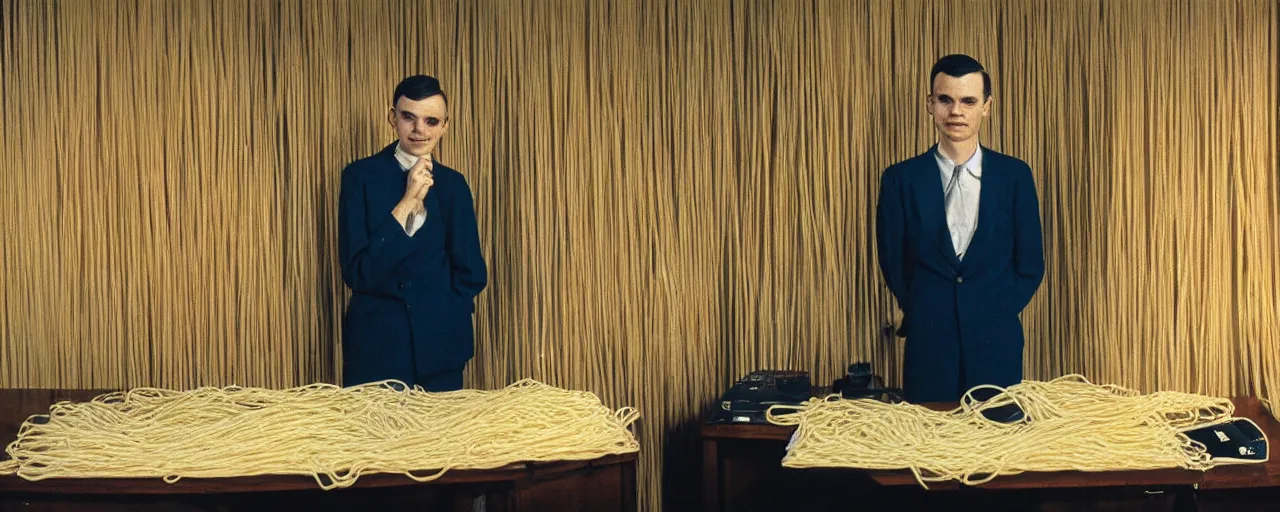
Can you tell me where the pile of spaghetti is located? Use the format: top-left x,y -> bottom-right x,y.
767,374 -> 1236,488
0,379 -> 640,489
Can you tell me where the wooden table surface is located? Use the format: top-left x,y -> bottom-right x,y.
0,388 -> 637,495
701,394 -> 1280,491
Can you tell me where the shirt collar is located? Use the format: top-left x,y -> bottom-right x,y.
934,144 -> 983,178
393,143 -> 433,171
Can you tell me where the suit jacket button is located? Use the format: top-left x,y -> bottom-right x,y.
956,276 -> 964,284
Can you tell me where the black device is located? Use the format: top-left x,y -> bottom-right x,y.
1183,418 -> 1269,463
963,386 -> 1027,423
832,362 -> 903,403
707,370 -> 811,424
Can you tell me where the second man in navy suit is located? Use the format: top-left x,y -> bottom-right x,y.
876,55 -> 1045,402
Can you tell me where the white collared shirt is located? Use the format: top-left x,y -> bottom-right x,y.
393,143 -> 429,236
934,145 -> 983,258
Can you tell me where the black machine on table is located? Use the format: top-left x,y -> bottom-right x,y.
707,370 -> 812,425
707,362 -> 1035,425
707,363 -> 906,425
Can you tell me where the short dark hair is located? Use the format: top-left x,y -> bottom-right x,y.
930,54 -> 991,99
392,75 -> 447,106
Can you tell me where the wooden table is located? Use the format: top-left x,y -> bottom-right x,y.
701,394 -> 1280,512
0,389 -> 637,512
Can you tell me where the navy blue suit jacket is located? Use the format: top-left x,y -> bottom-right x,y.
876,145 -> 1044,402
338,142 -> 487,386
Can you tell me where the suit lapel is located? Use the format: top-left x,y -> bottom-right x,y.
378,143 -> 444,220
962,146 -> 998,269
369,143 -> 420,225
374,142 -> 402,181
911,146 -> 962,269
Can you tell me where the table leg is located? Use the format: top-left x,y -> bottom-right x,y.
703,438 -> 721,512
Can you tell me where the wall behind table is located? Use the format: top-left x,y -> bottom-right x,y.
2,0 -> 1277,509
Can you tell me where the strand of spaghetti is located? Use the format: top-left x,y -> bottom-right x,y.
1,379 -> 640,490
768,375 -> 1233,489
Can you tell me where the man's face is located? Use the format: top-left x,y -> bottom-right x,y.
387,95 -> 449,157
927,72 -> 991,144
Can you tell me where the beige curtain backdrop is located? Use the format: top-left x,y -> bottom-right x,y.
1,0 -> 1277,509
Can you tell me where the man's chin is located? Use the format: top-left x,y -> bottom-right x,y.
938,130 -> 976,143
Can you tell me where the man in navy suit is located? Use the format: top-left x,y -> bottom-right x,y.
338,75 -> 487,391
876,55 -> 1044,403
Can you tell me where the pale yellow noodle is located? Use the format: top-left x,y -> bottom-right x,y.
0,379 -> 639,490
